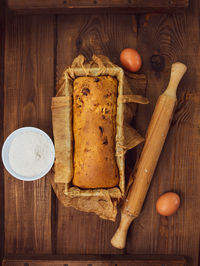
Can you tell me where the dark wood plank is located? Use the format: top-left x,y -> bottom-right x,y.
7,0 -> 189,14
2,1 -> 199,264
2,254 -> 187,266
125,0 -> 200,265
0,0 -> 5,264
55,14 -> 138,255
4,14 -> 55,254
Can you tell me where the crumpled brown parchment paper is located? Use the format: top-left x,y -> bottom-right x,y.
51,54 -> 148,221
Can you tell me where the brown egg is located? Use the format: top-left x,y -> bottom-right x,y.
156,192 -> 180,216
120,48 -> 142,72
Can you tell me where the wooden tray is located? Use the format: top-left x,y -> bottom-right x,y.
7,0 -> 189,14
1,0 -> 200,265
3,255 -> 187,266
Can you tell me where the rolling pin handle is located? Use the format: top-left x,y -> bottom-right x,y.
163,62 -> 187,98
111,212 -> 136,249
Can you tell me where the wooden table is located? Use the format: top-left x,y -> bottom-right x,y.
0,0 -> 199,265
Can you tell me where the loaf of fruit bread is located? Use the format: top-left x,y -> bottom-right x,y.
72,76 -> 119,188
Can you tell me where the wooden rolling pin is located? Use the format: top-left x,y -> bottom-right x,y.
111,62 -> 187,249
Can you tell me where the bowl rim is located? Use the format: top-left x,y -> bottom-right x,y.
1,127 -> 55,181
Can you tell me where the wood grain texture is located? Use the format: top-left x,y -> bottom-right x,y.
55,14 -> 137,255
7,0 -> 189,14
2,254 -> 187,265
2,0 -> 200,263
4,14 -> 55,254
0,0 -> 5,264
126,1 -> 200,265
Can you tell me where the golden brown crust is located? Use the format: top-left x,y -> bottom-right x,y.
72,76 -> 119,188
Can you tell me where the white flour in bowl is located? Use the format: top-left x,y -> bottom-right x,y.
9,131 -> 53,177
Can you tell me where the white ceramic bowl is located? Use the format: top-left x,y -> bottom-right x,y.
2,127 -> 55,181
